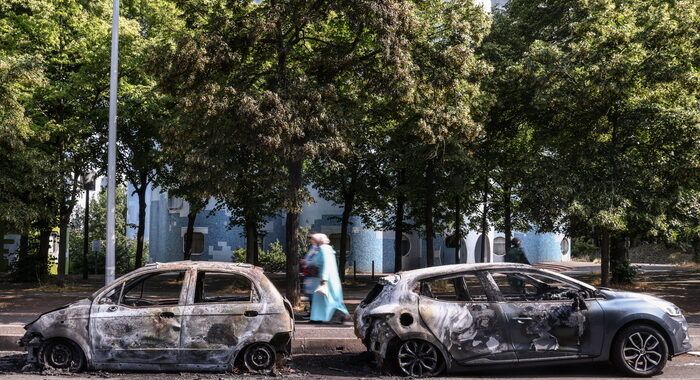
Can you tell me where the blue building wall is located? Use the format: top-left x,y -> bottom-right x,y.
141,185 -> 570,272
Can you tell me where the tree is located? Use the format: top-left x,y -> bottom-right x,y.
503,0 -> 700,285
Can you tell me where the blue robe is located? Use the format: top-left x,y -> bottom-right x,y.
310,244 -> 349,321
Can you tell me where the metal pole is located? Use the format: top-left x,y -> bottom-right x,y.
105,0 -> 120,285
371,260 -> 374,279
353,260 -> 356,281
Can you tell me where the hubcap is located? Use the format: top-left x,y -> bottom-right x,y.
49,343 -> 72,367
623,332 -> 663,372
245,344 -> 274,370
397,340 -> 439,377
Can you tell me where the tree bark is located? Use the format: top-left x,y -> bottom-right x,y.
425,159 -> 435,267
503,184 -> 512,258
393,169 -> 405,272
454,196 -> 461,264
245,219 -> 256,264
610,235 -> 628,284
82,188 -> 90,279
480,177 -> 489,263
600,229 -> 610,287
338,190 -> 354,282
285,159 -> 302,306
19,234 -> 29,258
253,228 -> 260,266
38,230 -> 51,282
135,174 -> 148,269
57,215 -> 69,286
183,209 -> 197,261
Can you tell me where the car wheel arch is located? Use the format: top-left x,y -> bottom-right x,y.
610,319 -> 675,358
38,331 -> 93,364
39,336 -> 87,371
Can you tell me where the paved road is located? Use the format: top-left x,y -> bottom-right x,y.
0,351 -> 699,379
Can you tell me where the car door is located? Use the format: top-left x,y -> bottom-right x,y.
487,269 -> 604,362
90,269 -> 188,364
179,270 -> 264,365
417,272 -> 516,364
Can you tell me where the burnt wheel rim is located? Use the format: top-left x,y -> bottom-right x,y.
623,332 -> 663,372
45,342 -> 80,370
244,344 -> 274,371
397,340 -> 439,377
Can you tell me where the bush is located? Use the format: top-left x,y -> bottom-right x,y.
232,240 -> 286,273
611,259 -> 638,285
572,238 -> 599,261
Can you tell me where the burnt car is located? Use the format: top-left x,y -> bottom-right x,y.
355,263 -> 691,377
20,261 -> 294,372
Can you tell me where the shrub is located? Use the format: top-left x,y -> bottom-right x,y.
611,259 -> 638,285
232,240 -> 286,273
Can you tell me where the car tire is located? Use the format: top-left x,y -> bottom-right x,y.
393,339 -> 444,377
612,324 -> 668,377
39,338 -> 85,372
243,343 -> 276,371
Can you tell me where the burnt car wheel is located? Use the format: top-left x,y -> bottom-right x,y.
612,325 -> 668,377
395,339 -> 443,377
244,343 -> 275,371
40,339 -> 85,372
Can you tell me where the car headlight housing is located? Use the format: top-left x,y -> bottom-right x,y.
664,305 -> 683,317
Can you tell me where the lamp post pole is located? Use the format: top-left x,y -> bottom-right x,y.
106,0 -> 120,285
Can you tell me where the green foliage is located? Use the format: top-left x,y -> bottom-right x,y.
233,240 -> 286,273
571,238 -> 600,261
611,259 -> 639,285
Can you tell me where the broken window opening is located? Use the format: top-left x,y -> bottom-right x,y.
117,270 -> 186,307
195,271 -> 253,303
416,273 -> 489,303
489,271 -> 585,302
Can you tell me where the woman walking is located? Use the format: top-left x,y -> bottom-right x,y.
307,233 -> 349,323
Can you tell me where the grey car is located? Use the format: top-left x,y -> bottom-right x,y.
354,263 -> 691,377
20,261 -> 294,372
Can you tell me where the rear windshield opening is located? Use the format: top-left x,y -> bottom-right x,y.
361,283 -> 384,306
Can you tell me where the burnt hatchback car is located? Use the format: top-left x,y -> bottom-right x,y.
355,263 -> 691,377
20,261 -> 294,372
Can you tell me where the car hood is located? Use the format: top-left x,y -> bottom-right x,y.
25,298 -> 92,329
599,288 -> 678,308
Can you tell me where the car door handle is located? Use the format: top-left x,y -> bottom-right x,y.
159,311 -> 175,319
107,305 -> 118,312
244,310 -> 259,317
512,317 -> 533,324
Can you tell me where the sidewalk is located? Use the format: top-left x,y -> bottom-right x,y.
1,263 -> 699,354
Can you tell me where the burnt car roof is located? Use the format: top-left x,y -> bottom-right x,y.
393,263 -> 595,290
145,260 -> 259,271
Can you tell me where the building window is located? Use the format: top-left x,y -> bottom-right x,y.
184,232 -> 205,255
401,234 -> 411,256
561,237 -> 570,256
168,196 -> 183,210
329,233 -> 351,255
474,235 -> 491,262
494,237 -> 506,256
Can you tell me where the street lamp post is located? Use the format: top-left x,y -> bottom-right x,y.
106,0 -> 120,285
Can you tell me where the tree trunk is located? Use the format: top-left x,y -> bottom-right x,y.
135,176 -> 148,268
600,229 -> 610,287
82,188 -> 90,279
504,184 -> 512,258
253,228 -> 260,266
57,215 -> 69,286
183,209 -> 197,261
480,178 -> 489,263
393,169 -> 405,272
454,196 -> 461,264
610,235 -> 628,284
19,234 -> 29,257
285,159 -> 302,306
425,160 -> 435,267
38,230 -> 51,282
245,219 -> 256,265
339,191 -> 354,282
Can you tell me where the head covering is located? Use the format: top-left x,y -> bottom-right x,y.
310,233 -> 330,245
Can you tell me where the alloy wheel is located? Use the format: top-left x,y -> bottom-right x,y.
397,340 -> 441,377
623,331 -> 664,372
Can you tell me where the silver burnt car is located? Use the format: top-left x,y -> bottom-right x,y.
20,261 -> 294,372
354,263 -> 691,377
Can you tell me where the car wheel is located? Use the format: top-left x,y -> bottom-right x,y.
40,339 -> 85,372
395,339 -> 443,377
612,324 -> 668,377
243,343 -> 276,371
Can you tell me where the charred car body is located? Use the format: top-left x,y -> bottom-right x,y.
20,261 -> 294,372
355,263 -> 691,377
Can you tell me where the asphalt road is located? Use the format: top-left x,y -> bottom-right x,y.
1,351 -> 699,379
